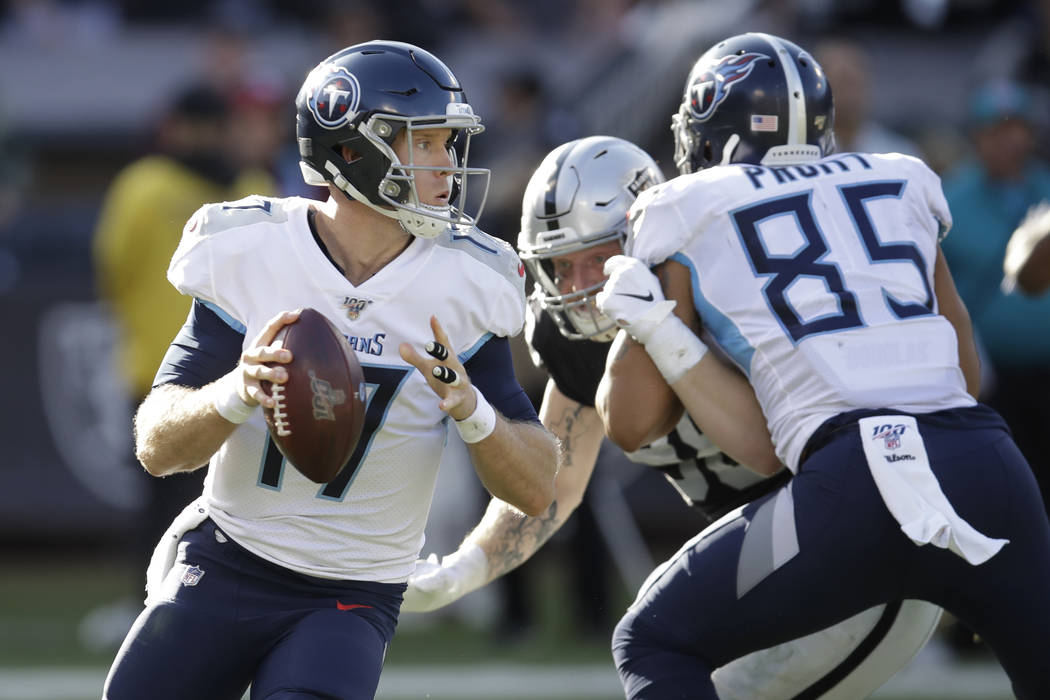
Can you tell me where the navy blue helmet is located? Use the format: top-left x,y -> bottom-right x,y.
295,40 -> 489,238
672,33 -> 834,174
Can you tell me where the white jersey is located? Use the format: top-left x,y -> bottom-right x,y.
627,152 -> 975,471
168,195 -> 526,582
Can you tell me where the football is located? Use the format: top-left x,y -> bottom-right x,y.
261,308 -> 366,483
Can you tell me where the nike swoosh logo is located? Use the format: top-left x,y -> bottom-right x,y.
336,602 -> 373,611
617,291 -> 654,302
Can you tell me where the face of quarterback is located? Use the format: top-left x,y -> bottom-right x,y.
392,127 -> 454,207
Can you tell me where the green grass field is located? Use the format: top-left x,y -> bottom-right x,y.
0,551 -> 1013,700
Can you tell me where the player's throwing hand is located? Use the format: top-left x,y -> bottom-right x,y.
399,315 -> 478,420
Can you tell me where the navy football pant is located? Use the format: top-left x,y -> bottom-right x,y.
613,405 -> 1050,699
104,520 -> 404,700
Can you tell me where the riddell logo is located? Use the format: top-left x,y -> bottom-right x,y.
884,453 -> 916,463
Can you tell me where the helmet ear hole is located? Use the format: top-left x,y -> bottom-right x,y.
703,141 -> 714,164
340,146 -> 362,163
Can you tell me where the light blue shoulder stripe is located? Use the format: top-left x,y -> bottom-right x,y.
458,332 -> 493,364
199,299 -> 247,334
670,252 -> 755,375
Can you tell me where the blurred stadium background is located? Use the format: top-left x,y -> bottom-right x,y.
1,0 -> 1043,697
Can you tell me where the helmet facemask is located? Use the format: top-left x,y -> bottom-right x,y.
364,110 -> 489,238
307,108 -> 490,239
521,227 -> 626,342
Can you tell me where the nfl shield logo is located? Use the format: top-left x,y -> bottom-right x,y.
181,565 -> 205,587
341,297 -> 372,320
872,424 -> 905,450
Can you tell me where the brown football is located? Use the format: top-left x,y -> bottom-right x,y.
261,308 -> 366,483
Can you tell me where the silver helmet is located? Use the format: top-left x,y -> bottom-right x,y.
518,136 -> 664,341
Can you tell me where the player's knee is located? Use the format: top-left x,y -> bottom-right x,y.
612,608 -> 652,673
614,609 -> 714,699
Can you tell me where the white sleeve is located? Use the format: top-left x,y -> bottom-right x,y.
440,228 -> 527,341
888,154 -> 952,242
485,235 -> 527,338
166,202 -> 253,328
923,164 -> 953,241
625,178 -> 708,267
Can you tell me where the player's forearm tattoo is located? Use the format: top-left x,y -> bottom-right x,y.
485,500 -> 561,578
483,401 -> 589,579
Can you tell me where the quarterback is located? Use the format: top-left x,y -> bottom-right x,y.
598,32 -> 1050,699
403,136 -> 942,699
103,41 -> 558,700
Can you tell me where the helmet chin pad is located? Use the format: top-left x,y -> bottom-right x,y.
300,161 -> 327,187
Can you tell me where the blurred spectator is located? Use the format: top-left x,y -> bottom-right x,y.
310,0 -> 391,54
90,82 -> 275,632
0,91 -> 28,235
227,73 -> 325,199
973,0 -> 1050,159
940,80 -> 1050,514
0,0 -> 121,47
814,38 -> 923,157
473,69 -> 572,243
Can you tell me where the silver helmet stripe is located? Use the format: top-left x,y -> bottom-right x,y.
756,32 -> 807,145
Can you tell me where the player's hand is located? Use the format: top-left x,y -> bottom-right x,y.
596,255 -> 676,345
399,315 -> 477,420
401,544 -> 488,613
1002,200 -> 1050,293
236,309 -> 300,408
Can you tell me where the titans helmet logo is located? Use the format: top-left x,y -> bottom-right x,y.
687,52 -> 769,122
308,66 -> 361,130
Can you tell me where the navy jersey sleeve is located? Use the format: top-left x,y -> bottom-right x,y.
152,300 -> 246,389
464,335 -> 540,423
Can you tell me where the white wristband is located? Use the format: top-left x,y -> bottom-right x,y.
643,314 -> 709,385
213,376 -> 256,424
454,385 -> 497,443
